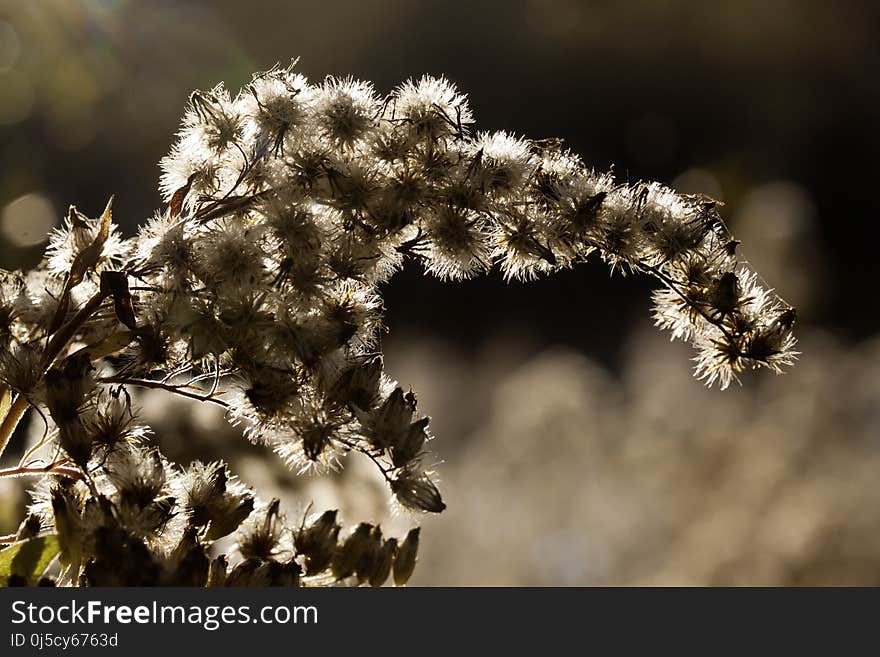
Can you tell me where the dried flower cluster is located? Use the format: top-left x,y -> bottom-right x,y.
0,60 -> 796,586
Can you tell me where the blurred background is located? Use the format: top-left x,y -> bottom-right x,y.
1,0 -> 879,584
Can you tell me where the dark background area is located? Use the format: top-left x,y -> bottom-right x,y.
1,0 -> 878,368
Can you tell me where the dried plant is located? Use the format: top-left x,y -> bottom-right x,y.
0,60 -> 796,586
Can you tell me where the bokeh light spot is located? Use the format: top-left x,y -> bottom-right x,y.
1,193 -> 57,247
0,20 -> 21,72
0,70 -> 34,125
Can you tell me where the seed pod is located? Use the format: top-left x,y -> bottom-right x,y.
15,513 -> 42,541
391,417 -> 429,468
393,528 -> 420,586
775,307 -> 797,331
238,498 -> 282,560
225,558 -> 263,587
45,354 -> 97,468
331,522 -> 372,580
45,353 -> 94,422
277,561 -> 301,587
88,396 -> 137,453
369,538 -> 397,588
187,464 -> 229,527
295,509 -> 340,575
144,496 -> 177,534
168,526 -> 199,567
329,356 -> 383,410
709,271 -> 739,317
369,387 -> 414,449
110,448 -> 167,508
248,559 -> 300,588
301,421 -> 333,461
51,485 -> 83,572
207,555 -> 228,587
355,525 -> 383,584
57,419 -> 91,469
169,544 -> 210,586
295,509 -> 338,552
206,496 -> 255,541
564,189 -> 606,235
86,525 -> 161,586
257,560 -> 284,586
391,470 -> 446,513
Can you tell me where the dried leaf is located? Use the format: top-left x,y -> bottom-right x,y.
69,196 -> 113,288
100,270 -> 137,329
47,197 -> 115,336
170,173 -> 196,218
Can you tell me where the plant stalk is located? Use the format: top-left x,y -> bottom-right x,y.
0,394 -> 30,462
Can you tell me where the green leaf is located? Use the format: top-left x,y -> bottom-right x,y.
0,535 -> 60,586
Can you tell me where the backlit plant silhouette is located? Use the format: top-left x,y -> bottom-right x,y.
0,61 -> 797,586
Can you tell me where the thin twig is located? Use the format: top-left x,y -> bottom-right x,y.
640,262 -> 741,351
40,290 -> 109,370
0,464 -> 84,480
17,429 -> 59,468
98,376 -> 230,408
336,437 -> 394,484
0,394 -> 30,463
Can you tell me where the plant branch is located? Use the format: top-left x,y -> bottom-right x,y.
40,290 -> 108,370
336,436 -> 394,484
98,376 -> 230,408
0,463 -> 84,480
640,261 -> 742,352
0,394 -> 30,463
